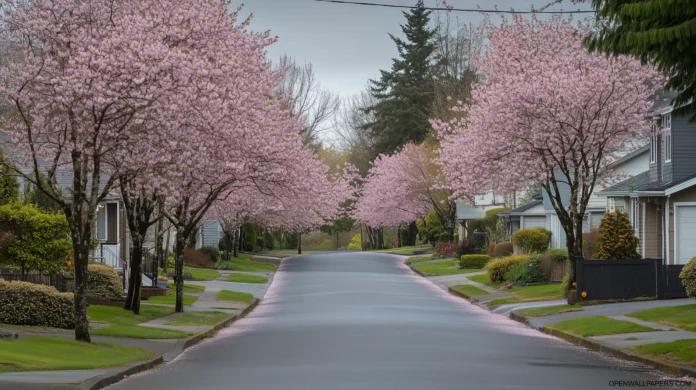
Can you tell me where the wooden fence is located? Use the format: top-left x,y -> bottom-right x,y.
0,269 -> 74,293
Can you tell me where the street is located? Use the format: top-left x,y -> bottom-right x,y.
106,253 -> 684,390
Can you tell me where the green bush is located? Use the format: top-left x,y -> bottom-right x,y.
263,230 -> 275,251
0,279 -> 74,329
492,241 -> 513,258
425,210 -> 444,245
0,202 -> 72,276
547,248 -> 569,261
198,246 -> 220,263
512,228 -> 551,254
680,256 -> 696,299
505,254 -> 546,285
459,255 -> 490,269
87,263 -> 123,300
561,273 -> 571,297
452,234 -> 459,244
485,255 -> 530,283
594,211 -> 640,260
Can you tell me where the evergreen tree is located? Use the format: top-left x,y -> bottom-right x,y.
0,150 -> 19,205
364,0 -> 436,156
594,211 -> 641,260
586,0 -> 696,120
23,172 -> 62,213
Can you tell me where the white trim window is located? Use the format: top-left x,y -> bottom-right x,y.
607,198 -> 616,213
649,123 -> 657,163
663,114 -> 672,163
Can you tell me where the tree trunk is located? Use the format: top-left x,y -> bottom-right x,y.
237,226 -> 243,255
71,229 -> 91,343
174,228 -> 187,313
234,227 -> 240,258
336,231 -> 339,250
297,232 -> 302,255
164,228 -> 170,274
124,244 -> 143,314
397,224 -> 402,248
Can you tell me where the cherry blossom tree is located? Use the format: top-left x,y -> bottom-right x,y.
434,15 -> 662,295
0,0 -> 209,341
354,143 -> 454,241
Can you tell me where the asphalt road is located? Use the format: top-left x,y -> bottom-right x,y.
107,253 -> 687,390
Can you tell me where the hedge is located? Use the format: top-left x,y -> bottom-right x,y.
546,248 -> 569,261
87,263 -> 123,300
511,228 -> 551,254
492,242 -> 513,258
0,279 -> 74,329
459,255 -> 490,269
485,255 -> 530,283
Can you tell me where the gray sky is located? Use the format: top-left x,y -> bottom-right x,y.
239,0 -> 592,99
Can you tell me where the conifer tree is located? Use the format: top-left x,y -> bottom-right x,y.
364,0 -> 436,156
585,0 -> 696,120
594,211 -> 641,260
0,150 -> 19,205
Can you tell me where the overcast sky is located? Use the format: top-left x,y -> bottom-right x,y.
239,0 -> 592,99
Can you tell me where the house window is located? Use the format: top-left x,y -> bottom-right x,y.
663,114 -> 672,162
607,198 -> 616,212
96,203 -> 119,243
631,198 -> 639,236
649,124 -> 657,163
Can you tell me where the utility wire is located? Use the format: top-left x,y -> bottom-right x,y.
313,0 -> 596,14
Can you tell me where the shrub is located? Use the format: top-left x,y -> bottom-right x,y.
485,255 -> 530,283
582,229 -> 599,259
0,279 -> 74,329
198,246 -> 220,263
512,228 -> 551,254
0,202 -> 72,277
487,244 -> 496,257
437,232 -> 452,243
505,254 -> 546,285
455,238 -> 478,258
680,256 -> 696,299
435,241 -> 456,258
347,234 -> 362,250
87,263 -> 123,300
452,234 -> 459,244
561,273 -> 571,297
594,211 -> 640,260
242,224 -> 257,252
459,255 -> 490,269
425,210 -> 444,245
184,247 -> 213,267
547,248 -> 569,261
492,241 -> 513,258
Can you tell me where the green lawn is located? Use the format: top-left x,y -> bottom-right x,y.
216,290 -> 255,303
87,305 -> 188,339
405,256 -> 434,265
631,339 -> 696,364
92,325 -> 189,339
412,259 -> 478,276
168,282 -> 205,293
225,273 -> 269,284
516,304 -> 584,317
146,294 -> 198,306
467,274 -> 503,289
87,305 -> 173,325
451,284 -> 488,297
490,284 -> 563,306
184,267 -> 220,281
551,316 -> 658,337
627,304 -> 696,332
0,336 -> 155,373
165,312 -> 231,327
220,253 -> 277,272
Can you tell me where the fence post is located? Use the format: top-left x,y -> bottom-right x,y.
655,258 -> 663,299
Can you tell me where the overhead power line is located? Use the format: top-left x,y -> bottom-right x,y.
313,0 -> 596,14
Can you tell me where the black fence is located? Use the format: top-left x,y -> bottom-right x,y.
576,258 -> 687,301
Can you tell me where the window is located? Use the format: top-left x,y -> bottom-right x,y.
96,202 -> 119,243
663,114 -> 672,162
607,198 -> 616,212
631,198 -> 639,236
615,198 -> 626,212
649,124 -> 657,163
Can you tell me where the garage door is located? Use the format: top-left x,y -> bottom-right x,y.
522,216 -> 546,229
677,206 -> 696,265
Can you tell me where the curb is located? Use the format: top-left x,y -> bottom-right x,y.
505,311 -> 696,379
83,297 -> 262,390
407,264 -> 428,278
447,286 -> 480,304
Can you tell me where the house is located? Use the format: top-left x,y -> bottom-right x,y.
499,144 -> 650,249
455,191 -> 508,241
600,107 -> 696,265
195,218 -> 224,249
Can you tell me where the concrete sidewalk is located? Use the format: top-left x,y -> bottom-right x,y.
0,268 -> 276,390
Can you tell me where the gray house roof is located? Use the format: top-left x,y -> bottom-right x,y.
600,171 -> 696,196
498,198 -> 543,217
607,144 -> 649,169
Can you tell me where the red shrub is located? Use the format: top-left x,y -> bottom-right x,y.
435,242 -> 456,258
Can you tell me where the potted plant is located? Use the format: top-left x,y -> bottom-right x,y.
567,281 -> 577,305
156,275 -> 168,287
